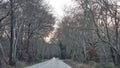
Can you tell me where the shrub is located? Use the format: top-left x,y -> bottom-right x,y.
88,61 -> 97,67
105,62 -> 115,68
15,61 -> 27,68
88,61 -> 116,68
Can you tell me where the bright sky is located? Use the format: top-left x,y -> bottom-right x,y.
117,2 -> 120,5
45,0 -> 74,19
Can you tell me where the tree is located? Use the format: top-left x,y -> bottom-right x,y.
9,0 -> 16,65
0,0 -> 10,67
75,0 -> 120,65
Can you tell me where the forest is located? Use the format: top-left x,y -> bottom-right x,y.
0,0 -> 120,68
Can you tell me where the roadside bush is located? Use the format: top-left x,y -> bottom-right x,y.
15,61 -> 27,68
88,61 -> 116,68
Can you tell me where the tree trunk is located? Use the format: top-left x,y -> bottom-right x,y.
0,43 -> 8,64
110,47 -> 120,66
26,23 -> 31,62
9,0 -> 16,66
58,40 -> 66,59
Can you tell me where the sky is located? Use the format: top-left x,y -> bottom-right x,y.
45,0 -> 74,19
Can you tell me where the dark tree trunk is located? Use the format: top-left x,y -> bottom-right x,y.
9,0 -> 16,66
110,47 -> 120,66
26,23 -> 31,62
58,40 -> 66,59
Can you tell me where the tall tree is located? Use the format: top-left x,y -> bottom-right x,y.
9,0 -> 16,65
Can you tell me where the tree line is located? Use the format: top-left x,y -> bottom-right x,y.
0,0 -> 55,67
